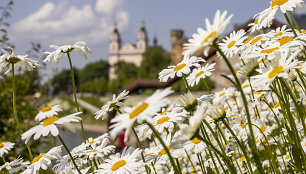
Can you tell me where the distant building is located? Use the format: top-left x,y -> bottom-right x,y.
109,22 -> 148,79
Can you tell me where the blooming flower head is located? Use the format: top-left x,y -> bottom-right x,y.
35,105 -> 62,122
0,157 -> 29,174
110,87 -> 173,142
219,29 -> 247,58
187,62 -> 216,87
0,142 -> 14,157
22,112 -> 82,143
183,10 -> 233,57
158,56 -> 204,82
96,147 -> 144,174
95,90 -> 129,120
21,146 -> 62,174
0,47 -> 39,74
251,49 -> 301,89
270,0 -> 304,13
44,41 -> 91,64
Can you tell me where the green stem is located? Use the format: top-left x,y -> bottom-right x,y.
203,78 -> 211,93
284,13 -> 297,37
132,127 -> 150,174
67,52 -> 86,143
112,105 -> 122,114
58,135 -> 81,174
288,11 -> 300,32
146,122 -> 180,174
196,135 -> 237,173
221,119 -> 253,173
2,156 -> 6,163
185,150 -> 197,174
182,74 -> 191,91
11,64 -> 33,160
212,41 -> 263,173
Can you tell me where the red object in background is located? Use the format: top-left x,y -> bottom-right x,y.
119,132 -> 126,147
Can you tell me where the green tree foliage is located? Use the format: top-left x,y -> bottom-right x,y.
138,46 -> 170,79
51,68 -> 79,94
78,60 -> 109,84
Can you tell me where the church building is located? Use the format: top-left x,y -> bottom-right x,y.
108,22 -> 148,79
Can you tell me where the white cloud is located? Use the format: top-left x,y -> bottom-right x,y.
11,0 -> 129,45
95,0 -> 124,15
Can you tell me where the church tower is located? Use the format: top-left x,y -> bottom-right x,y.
109,23 -> 121,79
109,23 -> 121,54
136,22 -> 148,51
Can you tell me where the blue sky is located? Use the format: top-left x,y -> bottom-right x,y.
6,0 -> 301,78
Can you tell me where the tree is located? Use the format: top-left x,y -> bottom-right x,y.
51,68 -> 79,94
138,46 -> 170,79
78,60 -> 109,84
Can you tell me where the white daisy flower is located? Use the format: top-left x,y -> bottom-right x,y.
0,142 -> 14,157
53,154 -> 83,173
0,157 -> 29,174
187,62 -> 216,87
95,90 -> 129,120
270,0 -> 304,13
183,10 -> 233,57
248,18 -> 260,33
96,146 -> 144,174
184,137 -> 206,154
251,49 -> 301,89
158,56 -> 204,82
21,146 -> 62,174
21,112 -> 82,143
110,88 -> 173,142
153,106 -> 187,133
0,47 -> 39,74
219,29 -> 247,58
35,105 -> 62,122
44,41 -> 91,64
253,7 -> 278,31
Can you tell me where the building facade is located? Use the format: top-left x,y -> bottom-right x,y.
109,23 -> 148,79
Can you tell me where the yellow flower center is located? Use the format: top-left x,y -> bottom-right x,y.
41,106 -> 52,112
144,153 -> 155,157
273,32 -> 283,37
271,0 -> 288,7
227,40 -> 236,48
240,120 -> 246,129
259,125 -> 265,134
239,156 -> 246,162
273,102 -> 280,109
242,84 -> 250,88
160,109 -> 168,115
219,92 -> 226,97
202,31 -> 217,44
31,153 -> 46,164
244,37 -> 253,45
251,36 -> 262,45
285,154 -> 290,160
86,150 -> 97,153
174,63 -> 186,71
111,160 -> 127,171
257,94 -> 265,101
277,36 -> 293,46
0,143 -> 4,148
195,71 -> 204,77
43,116 -> 59,126
268,66 -> 284,79
89,141 -> 95,145
129,102 -> 149,119
156,116 -> 170,125
230,115 -> 237,118
254,19 -> 258,24
301,30 -> 306,33
192,138 -> 201,144
159,146 -> 171,156
260,47 -> 279,54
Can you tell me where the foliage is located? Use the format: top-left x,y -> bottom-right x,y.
51,68 -> 79,94
138,46 -> 170,79
78,60 -> 109,84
